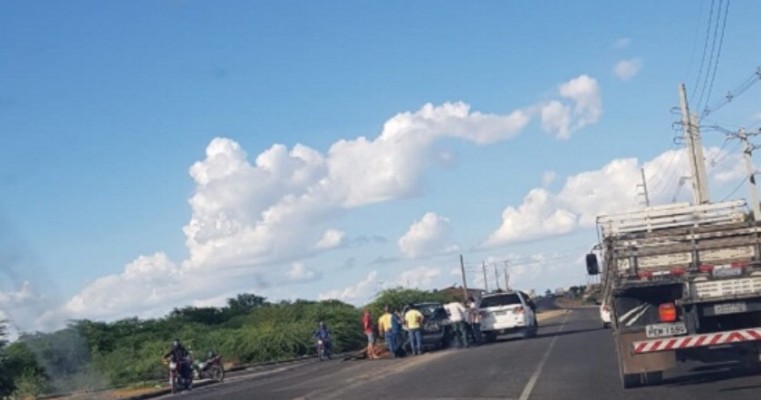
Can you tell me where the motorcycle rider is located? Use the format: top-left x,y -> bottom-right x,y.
312,321 -> 332,358
164,339 -> 192,386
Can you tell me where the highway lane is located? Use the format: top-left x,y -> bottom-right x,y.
168,308 -> 761,399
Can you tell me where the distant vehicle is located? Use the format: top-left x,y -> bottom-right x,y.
410,302 -> 452,350
599,302 -> 611,329
479,291 -> 538,342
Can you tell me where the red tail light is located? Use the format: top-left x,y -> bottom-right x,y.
637,271 -> 653,279
699,265 -> 714,273
658,303 -> 677,322
671,267 -> 686,276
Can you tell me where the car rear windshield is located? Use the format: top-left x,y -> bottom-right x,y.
415,303 -> 445,318
479,294 -> 521,308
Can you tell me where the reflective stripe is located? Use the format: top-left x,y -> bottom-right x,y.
632,327 -> 761,354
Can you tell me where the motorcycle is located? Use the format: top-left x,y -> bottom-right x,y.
193,353 -> 225,382
316,339 -> 331,361
166,355 -> 193,394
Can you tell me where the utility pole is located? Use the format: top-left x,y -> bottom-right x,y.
459,254 -> 469,301
679,83 -> 711,204
738,128 -> 761,221
482,261 -> 489,293
503,265 -> 509,290
494,265 -> 500,291
638,168 -> 650,207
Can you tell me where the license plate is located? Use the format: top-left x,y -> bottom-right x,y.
494,311 -> 507,316
712,265 -> 743,278
714,302 -> 747,315
646,322 -> 687,338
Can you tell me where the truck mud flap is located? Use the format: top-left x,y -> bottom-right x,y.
617,331 -> 676,375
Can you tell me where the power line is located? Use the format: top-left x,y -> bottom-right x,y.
695,0 -> 727,111
700,0 -> 730,115
647,148 -> 681,201
721,176 -> 747,201
703,67 -> 761,117
691,0 -> 717,105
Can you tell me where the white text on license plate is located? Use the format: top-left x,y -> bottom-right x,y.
714,302 -> 747,315
646,322 -> 687,338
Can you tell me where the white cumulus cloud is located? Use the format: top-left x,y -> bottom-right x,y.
484,146 -> 741,247
318,270 -> 378,303
398,212 -> 459,258
397,266 -> 442,289
541,75 -> 602,139
35,74 -> 605,329
315,229 -> 345,250
614,58 -> 643,81
285,262 -> 321,283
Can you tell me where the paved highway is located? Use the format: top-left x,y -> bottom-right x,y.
167,307 -> 761,400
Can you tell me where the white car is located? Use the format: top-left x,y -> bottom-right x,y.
600,302 -> 612,328
479,291 -> 538,342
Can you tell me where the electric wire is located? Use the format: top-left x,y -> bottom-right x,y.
700,0 -> 730,115
695,0 -> 725,111
691,0 -> 717,105
721,175 -> 747,201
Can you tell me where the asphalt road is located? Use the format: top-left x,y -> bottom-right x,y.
166,308 -> 761,400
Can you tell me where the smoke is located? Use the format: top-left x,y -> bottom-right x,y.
0,215 -> 111,393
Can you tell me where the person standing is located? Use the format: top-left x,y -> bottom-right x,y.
404,304 -> 424,355
378,306 -> 397,358
362,309 -> 377,359
391,309 -> 405,357
444,300 -> 468,348
467,297 -> 482,345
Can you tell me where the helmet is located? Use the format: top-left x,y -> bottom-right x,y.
172,339 -> 181,348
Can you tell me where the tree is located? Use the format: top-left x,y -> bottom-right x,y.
224,293 -> 268,317
0,321 -> 14,396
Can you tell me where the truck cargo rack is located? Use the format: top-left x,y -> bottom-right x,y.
598,200 -> 747,238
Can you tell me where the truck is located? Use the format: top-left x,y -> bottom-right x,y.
586,199 -> 761,388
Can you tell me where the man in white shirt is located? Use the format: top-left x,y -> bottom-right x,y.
444,301 -> 469,348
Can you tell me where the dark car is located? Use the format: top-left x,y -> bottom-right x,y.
404,302 -> 452,351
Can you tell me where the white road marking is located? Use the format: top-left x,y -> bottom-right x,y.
517,310 -> 571,400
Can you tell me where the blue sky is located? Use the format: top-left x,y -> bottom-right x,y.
2,1 -> 761,331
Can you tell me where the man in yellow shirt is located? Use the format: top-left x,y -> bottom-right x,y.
404,304 -> 424,355
377,306 -> 397,357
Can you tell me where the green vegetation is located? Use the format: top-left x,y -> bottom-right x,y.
0,288 -> 453,398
